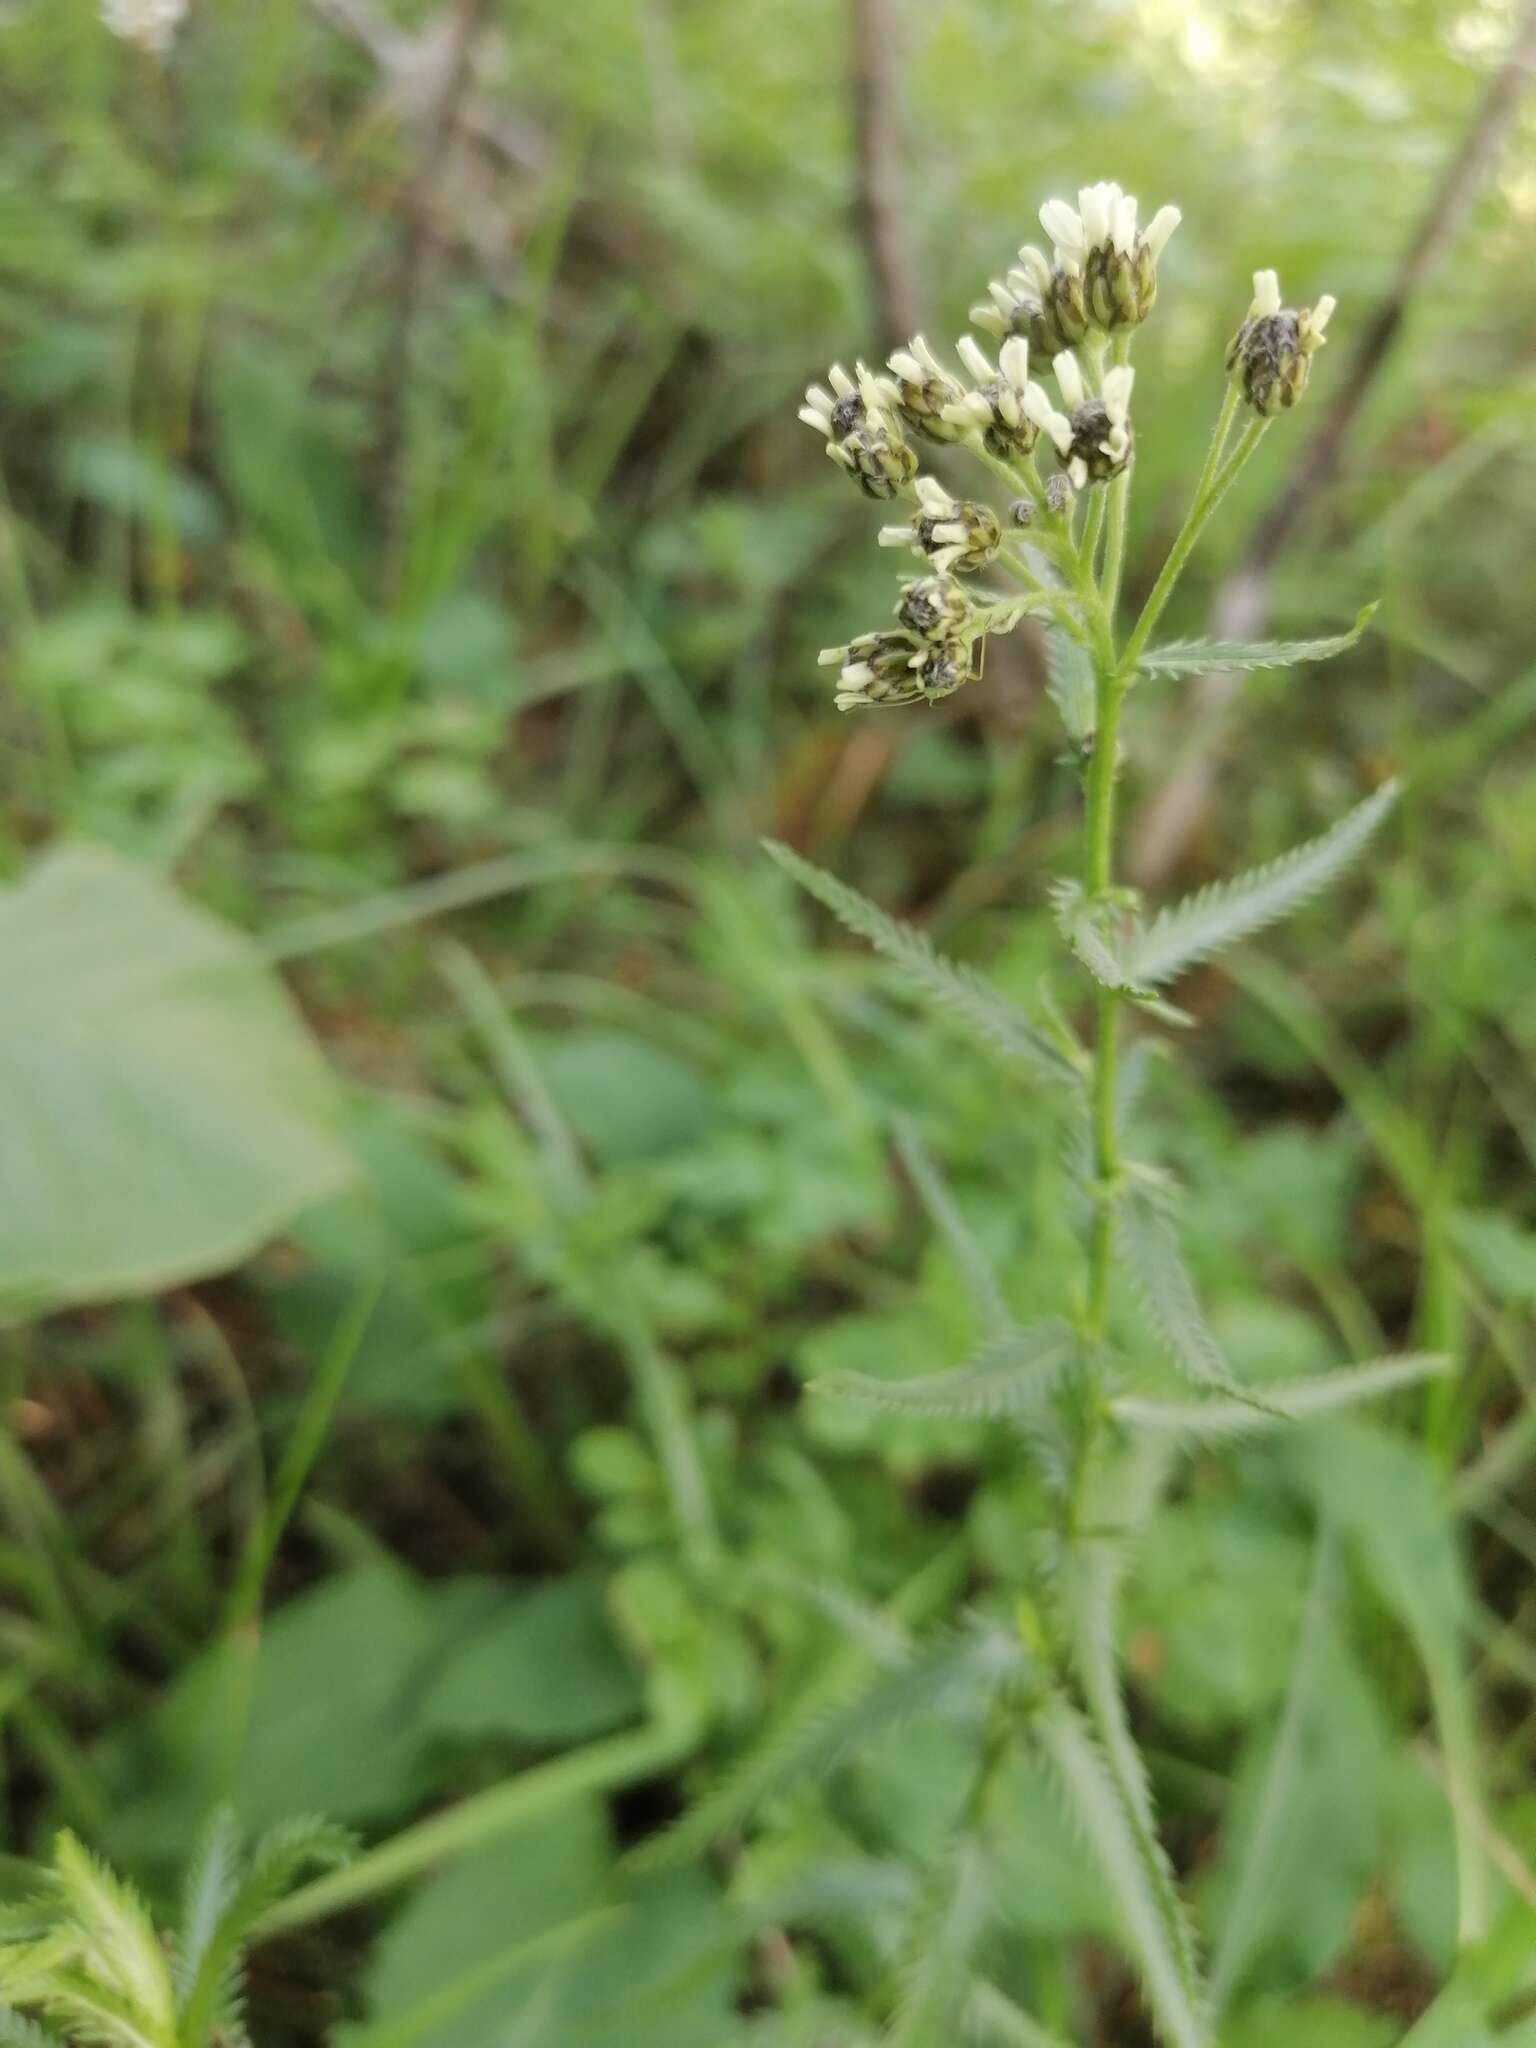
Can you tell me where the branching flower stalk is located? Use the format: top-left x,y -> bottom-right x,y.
774,189 -> 1423,2046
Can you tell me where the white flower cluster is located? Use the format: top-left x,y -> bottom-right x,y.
100,0 -> 190,52
798,180 -> 1334,711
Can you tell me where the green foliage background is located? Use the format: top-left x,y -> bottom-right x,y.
2,0 -> 1536,2040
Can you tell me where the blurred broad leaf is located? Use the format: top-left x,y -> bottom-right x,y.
0,843 -> 354,1309
422,1574 -> 643,1744
343,1800 -> 735,2048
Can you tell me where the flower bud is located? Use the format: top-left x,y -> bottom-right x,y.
818,628 -> 925,711
896,573 -> 971,641
943,336 -> 1039,461
1226,270 -> 1336,416
828,420 -> 920,498
914,637 -> 972,703
1045,473 -> 1077,519
883,335 -> 969,445
1037,183 -> 1181,334
800,360 -> 920,497
878,475 -> 1001,575
1028,356 -> 1134,489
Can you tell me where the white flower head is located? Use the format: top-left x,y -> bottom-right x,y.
1228,275 -> 1336,415
101,0 -> 189,52
943,334 -> 1038,460
1037,180 -> 1180,334
879,474 -> 1002,575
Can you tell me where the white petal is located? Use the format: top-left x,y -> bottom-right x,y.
817,646 -> 846,666
888,350 -> 922,382
969,302 -> 1007,339
1053,350 -> 1086,410
798,405 -> 831,433
999,335 -> 1030,390
841,662 -> 875,687
912,334 -> 945,374
1142,204 -> 1181,258
930,521 -> 967,544
1040,198 -> 1084,255
1023,382 -> 1073,455
915,474 -> 952,510
828,362 -> 856,396
1015,244 -> 1052,290
1250,269 -> 1282,319
878,526 -> 912,548
957,334 -> 995,384
1079,183 -> 1111,247
1102,364 -> 1135,424
1068,456 -> 1088,489
987,279 -> 1017,313
1310,293 -> 1337,337
1112,192 -> 1139,256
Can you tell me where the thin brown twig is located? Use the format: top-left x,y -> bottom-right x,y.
848,0 -> 923,348
1129,0 -> 1536,889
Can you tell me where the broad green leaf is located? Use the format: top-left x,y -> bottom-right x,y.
421,1574 -> 643,1745
1113,1352 -> 1448,1438
1134,602 -> 1377,679
1124,782 -> 1398,988
815,1318 -> 1075,1419
537,1029 -> 714,1163
0,843 -> 354,1310
763,840 -> 1077,1085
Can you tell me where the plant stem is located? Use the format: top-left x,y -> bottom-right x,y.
1121,410 -> 1268,676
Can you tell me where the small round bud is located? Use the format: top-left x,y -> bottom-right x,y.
1045,472 -> 1076,519
916,637 -> 971,702
1009,497 -> 1035,529
828,420 -> 919,498
1226,271 -> 1335,415
897,573 -> 971,640
884,335 -> 969,445
879,475 -> 1002,575
820,627 -> 925,711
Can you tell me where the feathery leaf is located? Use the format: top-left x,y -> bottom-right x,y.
1134,602 -> 1377,680
1035,1698 -> 1211,2048
763,841 -> 1078,1085
1124,781 -> 1398,988
174,1809 -> 241,2011
642,1624 -> 1022,1868
816,1319 -> 1076,1421
886,1839 -> 993,2048
50,1835 -> 173,2037
1112,1352 -> 1450,1438
0,2005 -> 54,2048
1118,1196 -> 1251,1400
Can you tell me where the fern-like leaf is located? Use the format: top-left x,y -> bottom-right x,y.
0,2004 -> 54,2048
51,1835 -> 173,2038
816,1319 -> 1076,1420
1111,1352 -> 1449,1438
640,1624 -> 1023,1869
1134,602 -> 1377,679
1124,781 -> 1398,988
174,1809 -> 241,2012
1118,1195 -> 1249,1400
178,1816 -> 352,2048
1035,1698 -> 1211,2048
886,1839 -> 993,2048
43,1969 -> 163,2048
763,841 -> 1078,1086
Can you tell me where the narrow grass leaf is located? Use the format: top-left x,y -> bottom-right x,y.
763,841 -> 1077,1085
1125,781 -> 1398,988
1134,602 -> 1377,679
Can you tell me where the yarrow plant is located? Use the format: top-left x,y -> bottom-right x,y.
750,184 -> 1465,2044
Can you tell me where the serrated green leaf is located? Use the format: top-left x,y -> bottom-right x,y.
1124,782 -> 1397,988
1035,1697 -> 1210,2048
816,1318 -> 1075,1419
762,841 -> 1077,1086
885,1839 -> 993,2048
1111,1352 -> 1449,1438
1134,602 -> 1377,680
51,1834 -> 173,2038
1118,1195 -> 1253,1400
1043,626 -> 1095,744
